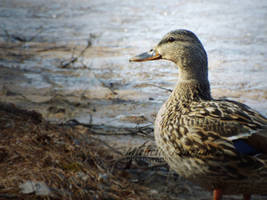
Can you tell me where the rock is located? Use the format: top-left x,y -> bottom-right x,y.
76,171 -> 89,181
97,173 -> 108,182
19,181 -> 51,196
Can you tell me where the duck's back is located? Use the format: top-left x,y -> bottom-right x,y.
155,96 -> 267,194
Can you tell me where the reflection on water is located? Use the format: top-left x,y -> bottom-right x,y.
0,0 -> 266,127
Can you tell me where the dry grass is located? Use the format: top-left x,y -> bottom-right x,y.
0,102 -> 151,200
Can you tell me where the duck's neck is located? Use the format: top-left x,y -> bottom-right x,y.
168,42 -> 211,103
170,70 -> 211,103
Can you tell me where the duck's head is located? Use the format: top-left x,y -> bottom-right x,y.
129,29 -> 208,81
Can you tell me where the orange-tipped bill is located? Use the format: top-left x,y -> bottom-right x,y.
129,49 -> 161,62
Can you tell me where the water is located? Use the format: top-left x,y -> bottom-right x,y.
0,0 -> 266,127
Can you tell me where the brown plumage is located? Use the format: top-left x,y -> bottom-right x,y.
130,29 -> 267,200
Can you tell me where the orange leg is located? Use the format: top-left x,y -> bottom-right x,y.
213,189 -> 223,200
243,194 -> 251,200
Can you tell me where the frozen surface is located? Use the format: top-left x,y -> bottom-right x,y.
0,0 -> 266,127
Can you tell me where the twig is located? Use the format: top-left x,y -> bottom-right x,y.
59,40 -> 91,68
36,45 -> 71,52
61,119 -> 92,127
0,27 -> 44,52
6,27 -> 43,44
149,84 -> 172,92
92,72 -> 118,95
125,124 -> 154,137
26,27 -> 44,43
3,29 -> 11,42
88,136 -> 123,156
89,125 -> 153,137
143,163 -> 168,170
111,141 -> 167,171
61,120 -> 154,137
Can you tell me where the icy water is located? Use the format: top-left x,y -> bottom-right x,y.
0,0 -> 267,127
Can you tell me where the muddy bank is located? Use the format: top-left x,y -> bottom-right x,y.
0,102 -> 153,199
0,0 -> 266,128
0,102 -> 210,200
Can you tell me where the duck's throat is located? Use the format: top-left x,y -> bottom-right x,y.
171,79 -> 211,103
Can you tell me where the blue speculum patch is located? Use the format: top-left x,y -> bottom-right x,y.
233,139 -> 260,155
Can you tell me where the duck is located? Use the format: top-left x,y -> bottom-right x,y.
129,29 -> 267,200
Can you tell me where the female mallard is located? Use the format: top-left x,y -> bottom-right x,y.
129,29 -> 267,200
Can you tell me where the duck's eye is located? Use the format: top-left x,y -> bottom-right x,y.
168,37 -> 175,42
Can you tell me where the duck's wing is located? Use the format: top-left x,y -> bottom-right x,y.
185,99 -> 267,156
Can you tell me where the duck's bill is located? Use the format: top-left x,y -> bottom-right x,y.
129,49 -> 161,62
